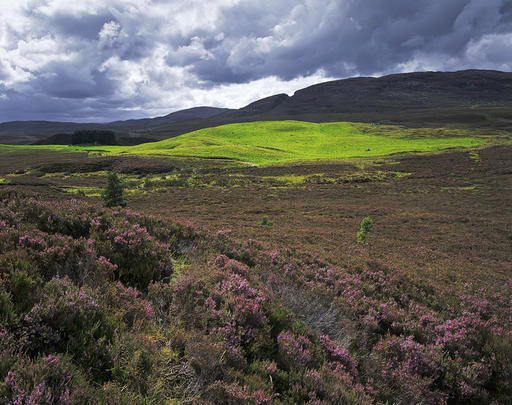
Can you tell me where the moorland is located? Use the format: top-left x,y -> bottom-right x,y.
0,70 -> 511,404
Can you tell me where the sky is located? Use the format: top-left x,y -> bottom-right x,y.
1,0 -> 512,123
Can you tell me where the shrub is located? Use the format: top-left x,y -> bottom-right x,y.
22,278 -> 116,382
0,354 -> 97,404
94,222 -> 173,290
102,172 -> 127,208
106,282 -> 154,330
5,270 -> 40,313
357,216 -> 373,244
0,289 -> 16,326
259,215 -> 273,227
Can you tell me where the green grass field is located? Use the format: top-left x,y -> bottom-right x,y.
126,121 -> 482,165
0,121 -> 484,166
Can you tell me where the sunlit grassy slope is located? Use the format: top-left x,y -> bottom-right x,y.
126,121 -> 482,165
0,121 -> 483,166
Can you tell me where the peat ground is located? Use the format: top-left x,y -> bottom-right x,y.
1,143 -> 511,403
1,144 -> 510,291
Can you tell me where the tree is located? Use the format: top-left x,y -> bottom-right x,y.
357,216 -> 373,244
259,215 -> 273,227
102,172 -> 126,208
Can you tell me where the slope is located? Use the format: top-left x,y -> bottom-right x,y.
0,106 -> 231,145
127,121 -> 482,165
119,69 -> 512,141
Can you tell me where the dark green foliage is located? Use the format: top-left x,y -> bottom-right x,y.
22,278 -> 116,382
102,172 -> 127,208
260,215 -> 273,226
357,216 -> 374,244
0,354 -> 98,404
71,130 -> 117,145
0,289 -> 15,326
34,130 -> 118,146
5,270 -> 40,313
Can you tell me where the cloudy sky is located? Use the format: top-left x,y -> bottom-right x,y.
1,0 -> 512,122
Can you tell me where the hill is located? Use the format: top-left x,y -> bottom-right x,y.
240,69 -> 512,115
105,106 -> 232,130
126,120 -> 482,165
213,69 -> 512,125
2,70 -> 512,145
0,106 -> 230,145
90,69 -> 512,141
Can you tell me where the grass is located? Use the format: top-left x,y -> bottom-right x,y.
0,121 -> 485,166
0,144 -> 123,154
0,131 -> 511,403
127,121 -> 482,165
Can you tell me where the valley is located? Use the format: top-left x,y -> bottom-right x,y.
1,71 -> 511,404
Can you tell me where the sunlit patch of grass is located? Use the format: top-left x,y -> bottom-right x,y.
0,144 -> 124,154
61,184 -> 143,197
61,186 -> 103,197
263,174 -> 311,184
124,121 -> 483,165
468,150 -> 481,162
41,172 -> 68,178
0,120 -> 491,167
441,185 -> 478,192
42,171 -> 110,179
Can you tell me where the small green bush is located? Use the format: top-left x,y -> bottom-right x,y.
357,216 -> 374,244
260,215 -> 273,227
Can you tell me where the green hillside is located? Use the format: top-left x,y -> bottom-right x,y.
127,121 -> 482,165
0,120 -> 484,166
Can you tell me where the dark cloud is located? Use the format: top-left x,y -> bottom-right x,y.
192,0 -> 512,82
33,66 -> 116,99
0,87 -> 146,123
42,12 -> 116,41
1,0 -> 511,122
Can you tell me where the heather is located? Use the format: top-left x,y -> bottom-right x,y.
0,191 -> 510,404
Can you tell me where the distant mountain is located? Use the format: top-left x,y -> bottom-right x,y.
135,69 -> 512,140
219,69 -> 512,119
105,107 -> 232,130
2,70 -> 512,145
0,107 -> 231,145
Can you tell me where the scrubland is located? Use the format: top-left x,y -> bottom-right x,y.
0,122 -> 511,404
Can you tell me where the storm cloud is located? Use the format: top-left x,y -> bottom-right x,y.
1,0 -> 511,122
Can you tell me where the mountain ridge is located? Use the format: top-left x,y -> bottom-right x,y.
0,106 -> 231,144
2,69 -> 512,145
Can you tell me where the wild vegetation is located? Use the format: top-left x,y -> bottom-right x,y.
0,190 -> 510,404
0,120 -> 511,404
125,121 -> 483,165
0,120 -> 486,166
102,172 -> 127,208
2,70 -> 512,147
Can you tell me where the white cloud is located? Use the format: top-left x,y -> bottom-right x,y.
99,21 -> 121,43
0,0 -> 511,121
144,69 -> 336,117
465,32 -> 512,70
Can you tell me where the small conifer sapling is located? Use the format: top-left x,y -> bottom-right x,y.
102,172 -> 127,207
357,216 -> 373,244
